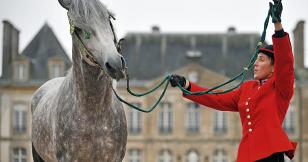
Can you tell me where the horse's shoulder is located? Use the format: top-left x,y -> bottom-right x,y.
31,77 -> 66,111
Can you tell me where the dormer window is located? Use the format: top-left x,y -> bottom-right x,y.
188,71 -> 198,83
14,61 -> 28,81
186,50 -> 202,58
48,59 -> 64,79
51,64 -> 62,78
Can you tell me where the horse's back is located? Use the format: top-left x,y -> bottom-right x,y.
31,77 -> 65,113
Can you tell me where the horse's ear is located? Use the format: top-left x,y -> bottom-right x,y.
58,0 -> 71,10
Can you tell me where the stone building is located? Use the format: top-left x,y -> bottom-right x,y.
0,21 -> 71,162
0,20 -> 307,162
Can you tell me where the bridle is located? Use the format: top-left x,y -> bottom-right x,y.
68,13 -> 126,79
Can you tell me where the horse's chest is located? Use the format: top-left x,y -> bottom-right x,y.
55,111 -> 126,161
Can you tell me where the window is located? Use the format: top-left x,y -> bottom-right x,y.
213,149 -> 227,162
159,103 -> 173,134
188,71 -> 198,83
128,103 -> 142,134
186,50 -> 202,58
16,64 -> 27,81
50,64 -> 62,78
12,104 -> 27,134
283,104 -> 295,134
12,148 -> 27,162
186,150 -> 199,162
158,150 -> 173,162
284,155 -> 295,162
213,111 -> 227,135
186,103 -> 200,133
128,149 -> 142,162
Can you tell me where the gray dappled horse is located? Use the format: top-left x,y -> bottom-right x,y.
31,0 -> 127,161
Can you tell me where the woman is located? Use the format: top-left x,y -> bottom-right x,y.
170,1 -> 297,161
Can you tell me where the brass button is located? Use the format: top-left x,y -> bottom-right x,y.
249,128 -> 253,132
248,122 -> 252,125
247,115 -> 251,119
246,108 -> 250,112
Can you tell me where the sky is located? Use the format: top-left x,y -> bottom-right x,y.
0,0 -> 307,76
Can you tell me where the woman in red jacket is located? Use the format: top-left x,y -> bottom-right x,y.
170,1 -> 296,162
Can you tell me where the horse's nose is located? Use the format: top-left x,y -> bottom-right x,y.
105,55 -> 126,80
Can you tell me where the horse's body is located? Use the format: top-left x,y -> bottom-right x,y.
31,0 -> 127,161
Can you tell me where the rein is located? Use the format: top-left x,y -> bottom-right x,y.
68,5 -> 272,113
113,5 -> 273,113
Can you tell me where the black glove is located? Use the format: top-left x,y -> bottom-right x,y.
170,74 -> 186,87
270,0 -> 283,23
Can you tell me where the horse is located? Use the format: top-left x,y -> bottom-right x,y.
31,0 -> 127,161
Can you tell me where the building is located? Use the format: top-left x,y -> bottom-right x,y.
0,20 -> 307,162
0,21 -> 71,162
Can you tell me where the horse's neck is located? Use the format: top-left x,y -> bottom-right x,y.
71,42 -> 112,109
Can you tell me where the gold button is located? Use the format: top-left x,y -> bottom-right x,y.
245,102 -> 249,106
249,128 -> 253,132
248,97 -> 251,100
248,122 -> 252,125
247,115 -> 251,119
246,108 -> 250,112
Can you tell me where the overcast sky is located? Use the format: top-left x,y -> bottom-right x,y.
0,0 -> 307,76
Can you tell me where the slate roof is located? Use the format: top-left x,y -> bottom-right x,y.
121,32 -> 261,81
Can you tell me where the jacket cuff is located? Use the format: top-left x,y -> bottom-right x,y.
274,29 -> 286,38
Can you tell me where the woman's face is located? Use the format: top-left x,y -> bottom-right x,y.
254,53 -> 274,80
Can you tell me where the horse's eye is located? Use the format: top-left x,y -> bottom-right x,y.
84,31 -> 91,39
75,27 -> 82,32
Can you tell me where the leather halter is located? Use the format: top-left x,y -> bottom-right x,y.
67,13 -> 126,79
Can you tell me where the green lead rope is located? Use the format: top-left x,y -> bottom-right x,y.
113,6 -> 272,113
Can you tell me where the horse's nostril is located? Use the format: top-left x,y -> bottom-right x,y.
120,56 -> 126,69
105,62 -> 116,73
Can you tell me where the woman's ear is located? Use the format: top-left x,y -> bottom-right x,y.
58,0 -> 71,10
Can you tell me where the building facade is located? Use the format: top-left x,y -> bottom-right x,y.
0,20 -> 307,162
0,21 -> 71,162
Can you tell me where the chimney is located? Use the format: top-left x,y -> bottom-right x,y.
151,25 -> 160,33
227,26 -> 236,35
293,20 -> 305,69
1,20 -> 19,79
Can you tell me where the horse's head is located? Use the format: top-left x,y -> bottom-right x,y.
59,0 -> 126,80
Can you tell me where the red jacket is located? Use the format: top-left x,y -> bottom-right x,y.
184,33 -> 297,162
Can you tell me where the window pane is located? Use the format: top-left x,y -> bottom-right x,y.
159,103 -> 173,133
128,149 -> 142,162
283,104 -> 295,134
128,103 -> 142,134
187,151 -> 199,162
186,103 -> 200,133
13,104 -> 27,133
213,149 -> 227,162
214,111 -> 227,134
158,150 -> 172,162
12,148 -> 27,162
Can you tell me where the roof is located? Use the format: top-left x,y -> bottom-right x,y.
121,32 -> 260,80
